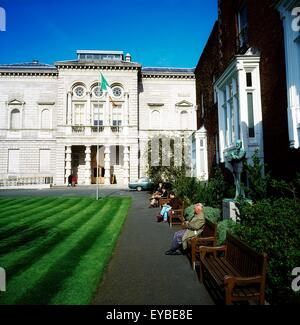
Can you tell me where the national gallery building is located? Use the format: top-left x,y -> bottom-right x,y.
0,50 -> 201,186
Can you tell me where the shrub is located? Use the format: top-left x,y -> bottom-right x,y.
173,167 -> 227,209
236,198 -> 300,305
184,205 -> 221,223
203,207 -> 221,223
243,151 -> 270,201
217,219 -> 238,246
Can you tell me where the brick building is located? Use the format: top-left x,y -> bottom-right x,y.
195,0 -> 299,179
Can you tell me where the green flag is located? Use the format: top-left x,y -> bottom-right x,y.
100,73 -> 113,97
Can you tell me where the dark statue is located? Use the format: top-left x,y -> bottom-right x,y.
225,140 -> 246,200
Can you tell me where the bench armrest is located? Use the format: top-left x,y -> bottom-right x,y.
199,246 -> 226,259
191,236 -> 215,248
224,275 -> 264,286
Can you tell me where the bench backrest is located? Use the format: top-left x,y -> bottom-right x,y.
202,218 -> 217,240
226,233 -> 267,277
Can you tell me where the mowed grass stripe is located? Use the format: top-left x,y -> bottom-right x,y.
0,197 -> 42,212
0,198 -> 110,278
0,197 -> 86,248
0,198 -> 63,237
0,197 -> 78,239
15,198 -> 127,305
0,197 -> 62,224
0,197 -> 53,219
0,197 -> 124,305
50,198 -> 132,305
0,197 -> 88,255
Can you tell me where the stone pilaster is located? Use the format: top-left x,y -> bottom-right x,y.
104,145 -> 111,185
65,146 -> 72,183
85,145 -> 92,185
123,146 -> 130,185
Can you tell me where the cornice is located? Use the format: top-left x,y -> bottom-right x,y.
55,61 -> 141,71
142,73 -> 195,80
0,71 -> 58,77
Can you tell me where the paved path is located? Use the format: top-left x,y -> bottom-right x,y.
93,191 -> 214,305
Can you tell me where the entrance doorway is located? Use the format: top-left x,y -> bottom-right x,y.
91,146 -> 105,185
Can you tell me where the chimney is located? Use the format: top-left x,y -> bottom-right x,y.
125,53 -> 131,62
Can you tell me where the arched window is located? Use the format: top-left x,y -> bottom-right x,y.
180,111 -> 189,130
41,109 -> 51,129
11,109 -> 21,129
151,110 -> 160,130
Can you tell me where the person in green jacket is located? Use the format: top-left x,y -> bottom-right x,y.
165,203 -> 205,255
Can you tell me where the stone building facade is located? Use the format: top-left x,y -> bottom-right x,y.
0,51 -> 196,186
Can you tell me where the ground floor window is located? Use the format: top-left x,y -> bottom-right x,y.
8,149 -> 20,173
39,149 -> 51,173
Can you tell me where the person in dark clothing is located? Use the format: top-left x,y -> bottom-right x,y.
68,174 -> 72,187
149,184 -> 167,208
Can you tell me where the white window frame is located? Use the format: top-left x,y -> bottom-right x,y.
40,108 -> 52,130
10,108 -> 21,129
149,108 -> 161,130
73,102 -> 86,126
112,104 -> 123,126
180,110 -> 189,130
39,149 -> 51,173
215,56 -> 263,163
8,149 -> 20,173
93,103 -> 104,126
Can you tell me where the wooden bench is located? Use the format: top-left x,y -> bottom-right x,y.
168,208 -> 184,227
186,218 -> 217,270
199,233 -> 267,305
159,197 -> 170,208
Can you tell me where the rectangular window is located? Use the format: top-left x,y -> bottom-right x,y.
116,146 -> 120,165
93,104 -> 104,126
8,149 -> 20,173
246,72 -> 252,87
247,93 -> 255,138
39,149 -> 51,173
74,104 -> 85,126
201,94 -> 204,118
230,100 -> 235,144
215,135 -> 220,163
112,105 -> 122,126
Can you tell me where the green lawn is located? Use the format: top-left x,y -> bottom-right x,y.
0,196 -> 132,305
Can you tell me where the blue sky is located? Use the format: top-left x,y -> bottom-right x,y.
0,0 -> 217,68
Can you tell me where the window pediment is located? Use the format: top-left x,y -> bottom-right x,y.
148,103 -> 164,109
176,100 -> 193,108
8,99 -> 24,106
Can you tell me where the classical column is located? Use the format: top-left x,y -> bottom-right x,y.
84,146 -> 92,185
123,146 -> 130,185
65,146 -> 72,184
104,146 -> 111,185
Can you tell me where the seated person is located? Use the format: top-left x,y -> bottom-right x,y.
149,183 -> 163,208
165,203 -> 205,255
157,192 -> 182,222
